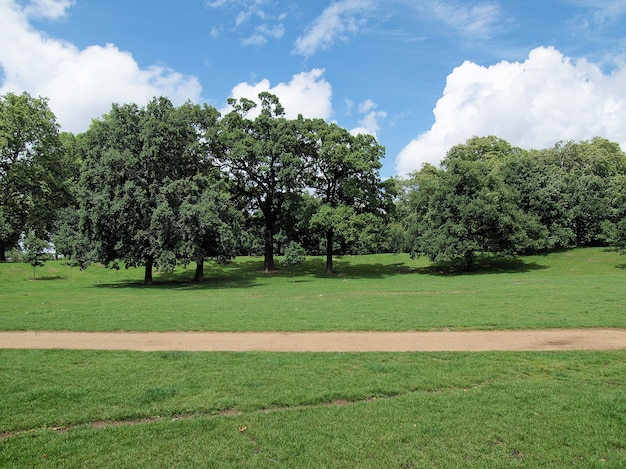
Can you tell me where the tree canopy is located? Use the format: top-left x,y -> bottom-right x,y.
5,89 -> 626,277
79,97 -> 232,284
0,92 -> 70,260
305,119 -> 390,273
219,92 -> 308,272
399,135 -> 626,270
406,136 -> 547,270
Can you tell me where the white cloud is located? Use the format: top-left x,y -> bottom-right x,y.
293,0 -> 375,56
350,99 -> 386,137
223,68 -> 333,120
207,0 -> 285,47
429,0 -> 503,38
358,99 -> 376,114
568,0 -> 626,25
396,46 -> 626,176
0,0 -> 202,133
242,23 -> 285,46
23,0 -> 74,20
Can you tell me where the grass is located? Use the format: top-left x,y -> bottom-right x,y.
2,248 -> 626,467
1,349 -> 625,467
1,247 -> 626,331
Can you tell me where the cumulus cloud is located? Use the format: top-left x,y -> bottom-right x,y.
223,68 -> 333,120
350,99 -> 386,137
396,46 -> 626,176
0,0 -> 202,133
293,0 -> 375,56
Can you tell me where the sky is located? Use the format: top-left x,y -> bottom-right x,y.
1,0 -> 626,178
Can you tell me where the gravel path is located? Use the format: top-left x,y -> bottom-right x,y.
2,329 -> 626,352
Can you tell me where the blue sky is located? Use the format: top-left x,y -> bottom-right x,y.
1,0 -> 626,177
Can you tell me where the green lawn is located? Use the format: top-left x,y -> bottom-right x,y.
2,248 -> 625,467
1,349 -> 625,467
1,247 -> 626,331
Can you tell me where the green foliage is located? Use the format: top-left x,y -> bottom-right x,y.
78,97 -> 229,284
153,175 -> 242,280
387,222 -> 407,255
281,241 -> 306,277
220,93 -> 307,272
501,137 -> 626,249
0,92 -> 71,260
407,137 -> 546,270
305,120 -> 390,272
281,241 -> 306,266
402,135 -> 626,269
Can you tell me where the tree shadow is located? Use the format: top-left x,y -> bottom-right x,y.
30,275 -> 66,281
93,259 -> 266,290
91,253 -> 550,288
409,257 -> 549,276
272,255 -> 549,279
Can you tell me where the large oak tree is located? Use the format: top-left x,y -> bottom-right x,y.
219,92 -> 308,272
305,120 -> 390,273
408,136 -> 545,270
79,97 -> 225,284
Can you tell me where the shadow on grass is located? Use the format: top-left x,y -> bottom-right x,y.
93,259 -> 266,290
31,275 -> 66,281
408,257 -> 548,276
301,255 -> 548,279
91,254 -> 549,289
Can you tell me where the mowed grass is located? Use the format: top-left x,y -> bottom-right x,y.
1,349 -> 625,467
2,248 -> 626,467
1,247 -> 626,331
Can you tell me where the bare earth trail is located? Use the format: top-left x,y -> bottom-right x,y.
1,329 -> 626,352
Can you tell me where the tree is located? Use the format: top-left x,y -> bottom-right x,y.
22,231 -> 48,280
387,222 -> 407,256
545,138 -> 626,246
281,241 -> 307,277
0,92 -> 68,261
52,206 -> 82,261
152,175 -> 241,282
408,136 -> 545,270
500,149 -> 574,249
305,120 -> 390,273
79,97 -> 220,284
219,93 -> 307,272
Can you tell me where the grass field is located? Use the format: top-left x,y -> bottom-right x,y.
1,248 -> 626,467
1,248 -> 626,331
1,350 -> 625,467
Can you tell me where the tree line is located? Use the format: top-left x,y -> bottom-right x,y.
2,91 -> 626,283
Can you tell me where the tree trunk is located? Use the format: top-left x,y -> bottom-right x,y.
0,240 -> 6,262
465,251 -> 475,272
144,257 -> 153,285
263,224 -> 275,272
194,260 -> 204,282
325,228 -> 334,274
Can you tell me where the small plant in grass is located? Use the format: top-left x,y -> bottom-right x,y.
281,241 -> 306,278
22,231 -> 48,280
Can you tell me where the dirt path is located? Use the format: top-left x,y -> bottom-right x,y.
1,329 -> 626,352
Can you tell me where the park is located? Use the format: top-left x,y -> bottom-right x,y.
3,91 -> 626,466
